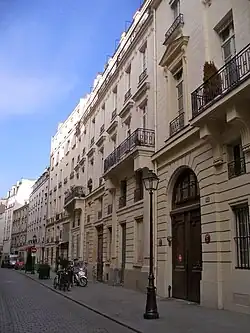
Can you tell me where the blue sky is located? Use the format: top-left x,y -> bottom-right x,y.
0,0 -> 141,196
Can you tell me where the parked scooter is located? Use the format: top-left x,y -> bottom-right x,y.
74,266 -> 88,287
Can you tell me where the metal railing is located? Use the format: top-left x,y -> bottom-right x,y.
164,13 -> 184,44
169,112 -> 185,137
64,186 -> 85,206
228,157 -> 246,179
191,43 -> 250,117
104,128 -> 155,173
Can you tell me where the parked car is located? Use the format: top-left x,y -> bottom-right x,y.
14,260 -> 25,270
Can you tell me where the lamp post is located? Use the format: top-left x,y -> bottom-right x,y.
142,169 -> 159,320
31,234 -> 37,274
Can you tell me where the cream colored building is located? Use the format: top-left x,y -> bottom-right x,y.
2,179 -> 35,256
27,168 -> 49,262
46,0 -> 250,314
152,0 -> 250,314
11,203 -> 29,258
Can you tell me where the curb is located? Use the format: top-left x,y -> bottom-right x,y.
16,271 -> 143,333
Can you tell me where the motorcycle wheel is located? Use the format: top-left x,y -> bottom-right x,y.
79,277 -> 88,287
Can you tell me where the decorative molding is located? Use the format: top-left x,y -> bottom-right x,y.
202,0 -> 212,6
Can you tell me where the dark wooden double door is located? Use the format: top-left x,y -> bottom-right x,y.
172,208 -> 202,303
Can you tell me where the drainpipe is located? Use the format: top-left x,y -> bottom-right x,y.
152,6 -> 158,289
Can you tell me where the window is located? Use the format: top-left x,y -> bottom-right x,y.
113,87 -> 117,110
107,227 -> 112,261
228,141 -> 246,179
86,232 -> 90,262
233,204 -> 250,269
141,104 -> 147,129
172,0 -> 180,19
71,158 -> 74,171
76,234 -> 80,258
134,170 -> 144,202
119,180 -> 127,208
220,21 -> 235,63
136,218 -> 144,264
126,65 -> 131,90
174,68 -> 184,114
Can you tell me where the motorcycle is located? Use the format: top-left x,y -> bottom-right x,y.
53,268 -> 71,291
74,267 -> 88,287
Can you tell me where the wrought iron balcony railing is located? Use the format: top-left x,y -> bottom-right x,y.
164,13 -> 184,44
228,157 -> 246,179
191,43 -> 250,117
169,112 -> 185,137
104,128 -> 155,173
64,185 -> 85,206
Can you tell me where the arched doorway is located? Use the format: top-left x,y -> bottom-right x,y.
171,168 -> 202,303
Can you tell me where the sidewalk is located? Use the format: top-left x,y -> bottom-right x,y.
18,270 -> 250,333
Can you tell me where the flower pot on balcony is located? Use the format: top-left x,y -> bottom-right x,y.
203,61 -> 222,104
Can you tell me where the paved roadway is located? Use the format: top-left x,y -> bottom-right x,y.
0,268 -> 135,333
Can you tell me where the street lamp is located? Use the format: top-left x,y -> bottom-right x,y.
31,235 -> 37,274
142,169 -> 159,320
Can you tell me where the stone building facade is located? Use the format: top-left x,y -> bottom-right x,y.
27,168 -> 49,262
11,203 -> 29,258
45,0 -> 250,313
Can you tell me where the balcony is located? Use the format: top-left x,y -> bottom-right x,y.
119,196 -> 126,209
134,187 -> 143,202
169,112 -> 185,137
104,128 -> 155,174
124,88 -> 132,104
107,204 -> 113,215
64,185 -> 85,208
164,13 -> 184,45
191,43 -> 250,118
228,157 -> 246,179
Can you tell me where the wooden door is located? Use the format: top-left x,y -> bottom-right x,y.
97,226 -> 103,281
120,223 -> 126,284
172,209 -> 202,303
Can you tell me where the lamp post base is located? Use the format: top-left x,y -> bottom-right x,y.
143,285 -> 159,320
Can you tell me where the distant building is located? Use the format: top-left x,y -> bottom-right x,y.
27,168 -> 49,262
0,199 -> 7,260
11,203 -> 29,259
2,179 -> 35,255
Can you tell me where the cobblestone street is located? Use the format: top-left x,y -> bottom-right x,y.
0,268 -> 135,333
14,269 -> 250,333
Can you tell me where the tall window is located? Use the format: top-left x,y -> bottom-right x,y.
228,140 -> 246,179
107,227 -> 112,261
71,158 -> 74,171
113,86 -> 117,110
172,0 -> 180,19
85,232 -> 90,262
136,218 -> 144,264
126,65 -> 131,91
233,204 -> 250,269
141,104 -> 147,129
220,20 -> 235,63
174,68 -> 184,114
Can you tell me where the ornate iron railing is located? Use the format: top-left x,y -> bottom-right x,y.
64,186 -> 85,206
228,157 -> 246,179
104,128 -> 155,173
169,112 -> 185,137
138,68 -> 147,85
164,13 -> 184,44
191,43 -> 250,117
